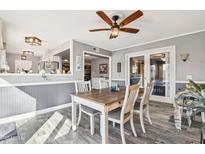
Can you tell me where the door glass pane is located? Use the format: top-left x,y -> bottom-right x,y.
150,52 -> 170,97
130,56 -> 145,86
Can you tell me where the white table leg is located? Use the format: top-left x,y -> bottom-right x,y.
101,108 -> 109,144
72,95 -> 77,131
201,112 -> 205,123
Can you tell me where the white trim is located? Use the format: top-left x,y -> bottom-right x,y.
83,50 -> 112,86
176,81 -> 205,84
112,29 -> 205,52
36,103 -> 71,115
0,80 -> 83,88
0,103 -> 71,125
111,78 -> 126,81
125,46 -> 176,104
69,39 -> 74,76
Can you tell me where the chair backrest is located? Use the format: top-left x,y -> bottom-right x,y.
99,78 -> 109,89
75,81 -> 91,93
121,84 -> 140,118
141,81 -> 153,106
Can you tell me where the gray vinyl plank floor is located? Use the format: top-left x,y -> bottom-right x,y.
0,101 -> 202,144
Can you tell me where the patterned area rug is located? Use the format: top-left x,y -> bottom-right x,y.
0,122 -> 17,141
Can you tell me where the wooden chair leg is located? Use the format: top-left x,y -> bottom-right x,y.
130,115 -> 137,137
77,105 -> 82,126
90,115 -> 95,135
140,110 -> 146,133
146,108 -> 152,125
120,123 -> 126,144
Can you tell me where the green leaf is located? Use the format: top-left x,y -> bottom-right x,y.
187,80 -> 202,95
200,84 -> 205,90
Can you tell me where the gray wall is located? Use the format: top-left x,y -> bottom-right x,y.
111,31 -> 205,82
91,58 -> 109,78
6,53 -> 41,73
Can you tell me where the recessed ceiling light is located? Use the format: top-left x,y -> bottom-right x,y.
85,54 -> 90,57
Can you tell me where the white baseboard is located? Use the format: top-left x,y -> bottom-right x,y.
0,103 -> 72,125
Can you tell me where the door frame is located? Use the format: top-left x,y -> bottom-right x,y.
125,46 -> 176,104
83,50 -> 112,86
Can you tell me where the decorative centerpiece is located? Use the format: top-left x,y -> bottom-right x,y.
111,82 -> 120,92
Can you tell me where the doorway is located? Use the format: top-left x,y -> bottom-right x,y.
126,46 -> 176,104
83,51 -> 111,88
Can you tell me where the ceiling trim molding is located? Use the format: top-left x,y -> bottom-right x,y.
112,29 -> 205,52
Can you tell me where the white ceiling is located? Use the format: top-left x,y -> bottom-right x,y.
0,10 -> 205,56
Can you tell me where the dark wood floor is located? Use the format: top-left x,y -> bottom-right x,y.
0,101 -> 202,144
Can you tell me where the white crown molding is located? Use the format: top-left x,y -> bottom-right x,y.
112,29 -> 205,52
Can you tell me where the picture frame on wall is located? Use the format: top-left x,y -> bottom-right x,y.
76,56 -> 81,71
99,63 -> 108,74
117,62 -> 121,73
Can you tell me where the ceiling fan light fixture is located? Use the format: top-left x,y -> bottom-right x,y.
111,27 -> 119,37
90,10 -> 143,39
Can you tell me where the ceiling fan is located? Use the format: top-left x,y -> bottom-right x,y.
89,10 -> 143,39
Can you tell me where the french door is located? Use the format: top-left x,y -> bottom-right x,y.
126,46 -> 176,104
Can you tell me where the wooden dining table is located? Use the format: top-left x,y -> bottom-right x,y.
70,87 -> 126,144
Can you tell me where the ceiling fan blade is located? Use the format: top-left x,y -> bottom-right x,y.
120,28 -> 139,33
119,10 -> 143,27
96,11 -> 113,26
89,28 -> 111,32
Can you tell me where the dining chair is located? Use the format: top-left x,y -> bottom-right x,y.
75,81 -> 100,135
134,81 -> 153,133
107,84 -> 140,144
99,78 -> 109,89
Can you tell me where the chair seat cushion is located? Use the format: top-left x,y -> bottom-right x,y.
81,105 -> 99,114
108,108 -> 130,120
134,102 -> 147,111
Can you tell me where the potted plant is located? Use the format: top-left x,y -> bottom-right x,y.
175,80 -> 205,143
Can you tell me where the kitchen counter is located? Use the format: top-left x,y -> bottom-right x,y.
0,79 -> 81,87
0,73 -> 82,87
